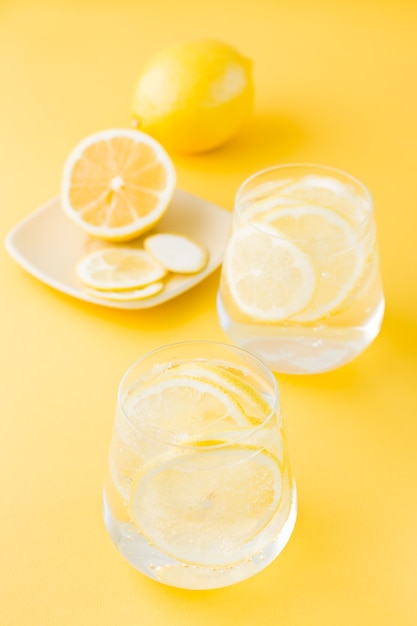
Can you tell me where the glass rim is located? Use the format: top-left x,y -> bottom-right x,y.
117,340 -> 280,450
234,162 -> 374,242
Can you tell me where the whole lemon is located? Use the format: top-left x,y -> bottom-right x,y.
131,40 -> 254,154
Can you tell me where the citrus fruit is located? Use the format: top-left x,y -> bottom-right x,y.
76,248 -> 166,290
131,39 -> 254,154
125,375 -> 251,444
256,203 -> 365,321
85,281 -> 164,301
169,361 -> 272,424
144,233 -> 208,274
130,446 -> 282,566
224,223 -> 317,322
266,174 -> 370,225
61,128 -> 176,241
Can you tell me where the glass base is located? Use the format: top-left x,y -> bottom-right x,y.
217,294 -> 385,374
103,487 -> 297,590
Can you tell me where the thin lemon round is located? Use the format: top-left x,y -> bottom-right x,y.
125,375 -> 251,444
224,224 -> 316,322
85,281 -> 164,301
169,361 -> 272,424
132,40 -> 254,154
76,248 -> 166,290
61,128 -> 176,241
144,233 -> 208,274
268,174 -> 369,225
257,204 -> 365,321
130,446 -> 282,566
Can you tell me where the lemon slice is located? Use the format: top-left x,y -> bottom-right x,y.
125,375 -> 251,444
169,361 -> 272,424
85,281 -> 164,301
130,446 -> 282,566
144,233 -> 208,274
76,248 -> 166,290
269,174 -> 369,225
224,224 -> 316,321
258,204 -> 365,321
61,128 -> 176,242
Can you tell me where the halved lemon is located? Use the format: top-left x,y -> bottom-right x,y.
130,446 -> 282,566
224,223 -> 316,322
257,204 -> 365,321
144,233 -> 208,274
61,128 -> 176,241
76,248 -> 166,290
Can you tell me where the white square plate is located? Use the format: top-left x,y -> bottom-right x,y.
5,189 -> 232,309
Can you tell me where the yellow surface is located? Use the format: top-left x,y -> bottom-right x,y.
1,0 -> 416,624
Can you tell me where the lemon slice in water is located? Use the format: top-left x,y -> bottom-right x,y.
125,375 -> 252,444
168,361 -> 273,424
85,281 -> 164,301
257,204 -> 365,321
224,224 -> 316,322
130,445 -> 282,566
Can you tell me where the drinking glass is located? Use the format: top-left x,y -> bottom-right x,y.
103,341 -> 297,589
217,164 -> 385,374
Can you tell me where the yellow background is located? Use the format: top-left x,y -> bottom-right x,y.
1,0 -> 417,624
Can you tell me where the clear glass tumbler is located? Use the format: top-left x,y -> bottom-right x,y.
103,341 -> 297,589
217,164 -> 385,374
